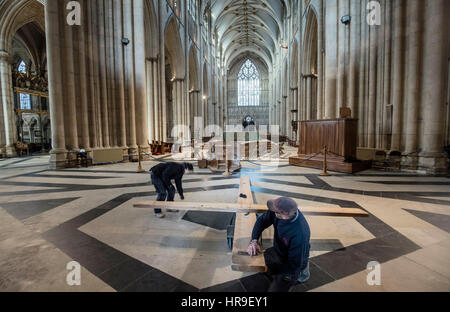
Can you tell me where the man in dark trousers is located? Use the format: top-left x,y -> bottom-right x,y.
247,197 -> 311,292
150,162 -> 194,218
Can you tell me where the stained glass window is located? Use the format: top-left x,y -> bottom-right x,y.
18,60 -> 26,74
19,93 -> 31,110
238,59 -> 260,106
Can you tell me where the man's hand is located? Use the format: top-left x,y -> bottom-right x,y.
247,240 -> 262,256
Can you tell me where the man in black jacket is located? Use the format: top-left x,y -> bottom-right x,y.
247,197 -> 311,292
150,162 -> 194,218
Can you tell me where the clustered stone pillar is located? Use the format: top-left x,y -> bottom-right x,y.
404,0 -> 422,155
0,51 -> 16,157
45,0 -> 66,168
146,57 -> 163,143
419,0 -> 449,172
44,0 -> 152,168
390,0 -> 405,151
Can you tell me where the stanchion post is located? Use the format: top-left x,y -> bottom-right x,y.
320,146 -> 331,176
223,160 -> 232,176
137,145 -> 145,173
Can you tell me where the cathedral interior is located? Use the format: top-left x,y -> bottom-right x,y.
0,0 -> 449,293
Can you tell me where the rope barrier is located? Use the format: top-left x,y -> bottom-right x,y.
244,151 -> 322,168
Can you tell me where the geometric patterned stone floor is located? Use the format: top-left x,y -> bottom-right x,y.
0,155 -> 449,292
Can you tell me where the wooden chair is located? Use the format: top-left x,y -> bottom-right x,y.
15,142 -> 29,156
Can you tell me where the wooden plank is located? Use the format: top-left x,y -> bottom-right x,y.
231,265 -> 267,273
232,176 -> 266,272
133,201 -> 369,217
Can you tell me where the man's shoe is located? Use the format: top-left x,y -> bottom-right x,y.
167,209 -> 179,213
154,212 -> 165,218
297,262 -> 310,283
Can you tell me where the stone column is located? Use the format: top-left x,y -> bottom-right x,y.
147,60 -> 154,142
306,77 -> 312,120
78,0 -> 90,150
336,0 -> 346,111
62,2 -> 78,151
124,0 -> 136,149
348,0 -> 359,118
46,0 -> 67,168
324,4 -> 338,119
367,23 -> 378,148
98,0 -> 110,148
134,0 -> 149,150
390,0 -> 405,151
0,52 -> 16,156
405,0 -> 422,154
420,0 -> 449,166
177,80 -> 183,129
114,0 -> 127,149
88,0 -> 101,148
317,0 -> 324,120
106,0 -> 117,148
358,0 -> 368,147
382,0 -> 392,150
152,59 -> 160,142
282,96 -> 287,136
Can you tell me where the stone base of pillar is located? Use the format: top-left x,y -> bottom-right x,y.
4,145 -> 17,157
140,146 -> 151,161
128,147 -> 138,162
400,155 -> 420,171
49,149 -> 68,169
121,147 -> 130,162
66,151 -> 79,168
417,155 -> 448,175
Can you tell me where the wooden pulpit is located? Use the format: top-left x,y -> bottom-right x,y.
289,118 -> 371,173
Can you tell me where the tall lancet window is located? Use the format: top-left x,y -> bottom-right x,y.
238,59 -> 260,106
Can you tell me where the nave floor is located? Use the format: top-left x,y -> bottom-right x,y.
0,156 -> 449,291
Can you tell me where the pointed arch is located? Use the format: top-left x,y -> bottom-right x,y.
144,0 -> 158,59
164,16 -> 185,79
302,7 -> 319,120
302,7 -> 318,76
189,46 -> 200,90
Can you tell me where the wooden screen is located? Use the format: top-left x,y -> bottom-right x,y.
298,118 -> 358,158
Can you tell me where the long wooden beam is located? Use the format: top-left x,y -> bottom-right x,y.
133,201 -> 369,217
232,176 -> 266,272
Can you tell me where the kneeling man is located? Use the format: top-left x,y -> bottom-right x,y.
247,197 -> 311,292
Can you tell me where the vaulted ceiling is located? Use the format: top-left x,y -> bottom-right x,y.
209,0 -> 289,70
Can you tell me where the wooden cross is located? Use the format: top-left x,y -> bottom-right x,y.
133,176 -> 368,272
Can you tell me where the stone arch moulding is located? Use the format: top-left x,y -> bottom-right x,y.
188,46 -> 200,91
144,0 -> 159,59
164,15 -> 185,79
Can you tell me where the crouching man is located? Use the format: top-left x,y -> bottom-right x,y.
150,162 -> 194,218
247,197 -> 311,292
